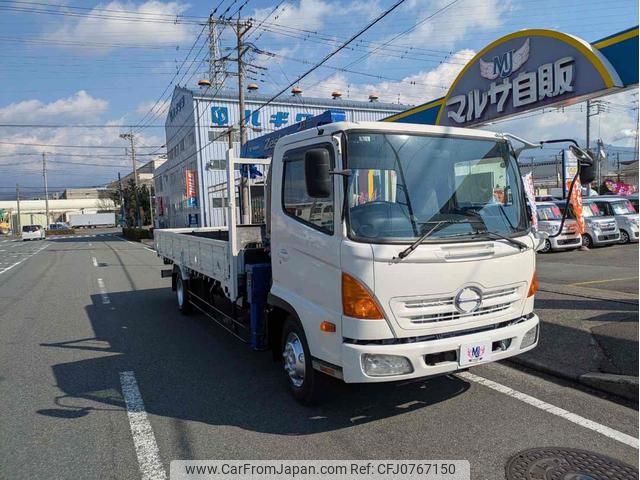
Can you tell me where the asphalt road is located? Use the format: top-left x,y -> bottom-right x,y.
0,230 -> 637,479
537,242 -> 639,294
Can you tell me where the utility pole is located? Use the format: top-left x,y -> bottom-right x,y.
586,99 -> 591,153
596,138 -> 604,192
208,15 -> 225,88
236,18 -> 252,223
585,100 -> 605,195
42,152 -> 49,226
616,152 -> 621,181
120,133 -> 141,227
148,184 -> 154,228
117,172 -> 125,227
16,184 -> 21,235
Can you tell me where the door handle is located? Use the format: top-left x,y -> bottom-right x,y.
278,248 -> 289,261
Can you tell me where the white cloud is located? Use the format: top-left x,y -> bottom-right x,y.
43,1 -> 192,53
0,91 -> 108,123
393,0 -> 513,49
485,90 -> 639,148
0,92 -> 164,192
252,0 -> 334,32
135,99 -> 170,117
303,49 -> 474,104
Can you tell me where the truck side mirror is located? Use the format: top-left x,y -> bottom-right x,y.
569,145 -> 596,184
579,164 -> 596,184
304,148 -> 332,198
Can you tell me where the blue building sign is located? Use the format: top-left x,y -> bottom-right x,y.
211,106 -> 316,129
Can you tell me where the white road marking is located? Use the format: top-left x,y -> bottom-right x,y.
144,247 -> 155,253
119,371 -> 167,480
92,257 -> 98,267
458,371 -> 639,449
96,278 -> 110,304
0,243 -> 49,276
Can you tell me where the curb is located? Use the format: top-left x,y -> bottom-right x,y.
508,357 -> 639,402
579,373 -> 639,402
538,282 -> 638,305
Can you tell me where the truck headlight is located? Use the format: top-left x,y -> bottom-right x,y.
362,354 -> 413,377
521,325 -> 538,349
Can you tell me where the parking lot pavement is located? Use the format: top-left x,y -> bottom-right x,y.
0,233 -> 637,479
537,243 -> 639,295
512,245 -> 639,400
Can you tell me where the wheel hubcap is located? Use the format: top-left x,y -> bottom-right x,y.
177,278 -> 184,306
283,332 -> 305,387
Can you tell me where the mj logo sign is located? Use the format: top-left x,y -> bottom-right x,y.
480,38 -> 530,80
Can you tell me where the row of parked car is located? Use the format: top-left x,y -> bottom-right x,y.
535,195 -> 639,253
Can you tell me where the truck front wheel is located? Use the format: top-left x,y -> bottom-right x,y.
175,275 -> 192,314
282,317 -> 324,404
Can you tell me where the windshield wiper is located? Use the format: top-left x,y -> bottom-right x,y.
471,229 -> 529,250
395,220 -> 464,260
461,209 -> 528,251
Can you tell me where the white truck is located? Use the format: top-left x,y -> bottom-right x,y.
155,111 -> 588,403
68,212 -> 116,229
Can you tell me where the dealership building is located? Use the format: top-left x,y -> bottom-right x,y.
154,86 -> 409,228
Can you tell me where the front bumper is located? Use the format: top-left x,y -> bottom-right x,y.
341,314 -> 539,383
549,234 -> 581,250
593,231 -> 620,245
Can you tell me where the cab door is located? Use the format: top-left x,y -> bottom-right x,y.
270,139 -> 343,364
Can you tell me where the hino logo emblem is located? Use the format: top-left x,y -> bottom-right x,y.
454,287 -> 483,314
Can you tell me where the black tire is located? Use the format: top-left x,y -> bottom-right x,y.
281,317 -> 325,404
619,229 -> 630,244
175,275 -> 192,314
581,233 -> 593,249
539,239 -> 552,253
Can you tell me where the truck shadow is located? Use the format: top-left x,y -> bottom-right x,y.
39,289 -> 471,435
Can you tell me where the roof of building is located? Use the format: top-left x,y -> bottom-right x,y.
182,86 -> 411,112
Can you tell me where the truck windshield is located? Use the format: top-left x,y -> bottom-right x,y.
345,132 -> 527,242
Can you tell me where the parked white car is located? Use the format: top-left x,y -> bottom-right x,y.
22,225 -> 45,241
592,196 -> 639,244
535,202 -> 581,252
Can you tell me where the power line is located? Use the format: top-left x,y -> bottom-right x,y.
0,141 -> 163,148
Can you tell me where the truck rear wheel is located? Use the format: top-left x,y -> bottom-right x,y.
175,275 -> 192,314
281,317 -> 324,404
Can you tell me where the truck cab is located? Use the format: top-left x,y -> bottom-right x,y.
591,196 -> 639,243
267,121 -> 539,399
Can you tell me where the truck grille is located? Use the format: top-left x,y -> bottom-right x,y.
391,286 -> 522,326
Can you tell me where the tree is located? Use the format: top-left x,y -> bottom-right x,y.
108,180 -> 153,227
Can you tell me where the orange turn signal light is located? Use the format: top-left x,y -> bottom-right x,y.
320,321 -> 336,333
342,272 -> 384,319
528,271 -> 539,297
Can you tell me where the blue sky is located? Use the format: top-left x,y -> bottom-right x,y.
0,0 -> 637,195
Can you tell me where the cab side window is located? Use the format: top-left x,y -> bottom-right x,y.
282,146 -> 334,234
